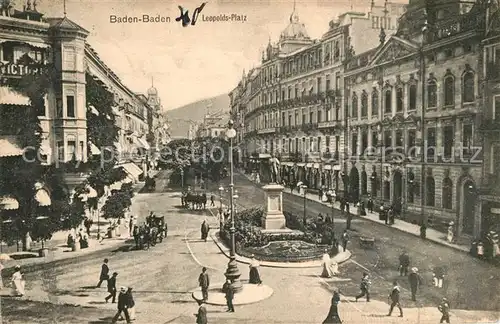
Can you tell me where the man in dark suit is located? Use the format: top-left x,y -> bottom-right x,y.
111,286 -> 131,324
105,272 -> 118,303
198,267 -> 210,302
195,300 -> 208,324
387,281 -> 403,317
222,279 -> 235,312
96,258 -> 109,288
398,251 -> 410,276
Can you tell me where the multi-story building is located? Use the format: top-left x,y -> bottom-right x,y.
196,106 -> 229,139
0,3 -> 161,183
478,3 -> 500,235
343,0 -> 493,237
231,1 -> 406,189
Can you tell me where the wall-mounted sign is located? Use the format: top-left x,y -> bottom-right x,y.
0,63 -> 44,77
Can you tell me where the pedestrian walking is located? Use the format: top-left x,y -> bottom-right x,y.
438,297 -> 451,323
367,196 -> 373,213
249,255 -> 262,284
96,258 -> 109,288
201,219 -> 210,242
111,287 -> 131,324
341,230 -> 349,252
126,287 -> 136,321
222,279 -> 235,312
10,265 -> 25,297
198,267 -> 210,301
398,251 -> 410,276
408,267 -> 423,301
433,266 -> 445,289
129,216 -> 134,236
355,272 -> 371,302
387,281 -> 403,317
195,300 -> 208,324
133,225 -> 140,249
105,272 -> 118,303
0,261 -> 4,289
387,207 -> 394,225
210,195 -> 215,207
322,289 -> 342,323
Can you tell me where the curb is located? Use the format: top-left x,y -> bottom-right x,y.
191,283 -> 274,306
210,231 -> 352,269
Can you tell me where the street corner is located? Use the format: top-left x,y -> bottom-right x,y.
191,283 -> 273,306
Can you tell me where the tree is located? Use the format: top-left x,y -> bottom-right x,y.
101,183 -> 134,220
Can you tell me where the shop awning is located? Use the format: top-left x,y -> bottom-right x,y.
0,87 -> 30,105
333,165 -> 341,171
282,162 -> 294,166
324,165 -> 332,170
89,142 -> 101,155
0,196 -> 19,210
259,153 -> 271,159
0,136 -> 24,157
35,189 -> 51,206
297,163 -> 306,167
306,163 -> 313,168
136,137 -> 150,150
313,163 -> 320,168
115,162 -> 143,180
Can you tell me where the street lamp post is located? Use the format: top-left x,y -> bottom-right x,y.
219,186 -> 224,229
330,200 -> 335,228
301,185 -> 308,226
233,190 -> 239,215
224,120 -> 242,292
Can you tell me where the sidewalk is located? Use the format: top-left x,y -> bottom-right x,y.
240,172 -> 471,254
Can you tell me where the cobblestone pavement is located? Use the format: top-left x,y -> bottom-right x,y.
0,171 -> 498,323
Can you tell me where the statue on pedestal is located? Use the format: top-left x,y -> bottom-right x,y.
269,155 -> 280,184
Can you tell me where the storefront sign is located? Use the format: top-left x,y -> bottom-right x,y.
0,63 -> 44,77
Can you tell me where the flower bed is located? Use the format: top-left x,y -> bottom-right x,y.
220,207 -> 338,262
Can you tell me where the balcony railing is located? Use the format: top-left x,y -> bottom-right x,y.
318,120 -> 342,129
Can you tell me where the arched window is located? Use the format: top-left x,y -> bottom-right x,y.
427,80 -> 437,108
352,93 -> 358,118
444,76 -> 455,106
442,177 -> 453,209
409,84 -> 417,110
396,87 -> 404,112
370,172 -> 378,197
384,89 -> 392,113
371,90 -> 379,116
463,71 -> 475,103
384,181 -> 390,200
426,176 -> 435,207
361,171 -> 368,195
361,91 -> 368,117
407,171 -> 415,203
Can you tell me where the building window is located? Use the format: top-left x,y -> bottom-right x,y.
427,80 -> 437,108
361,171 -> 368,195
426,127 -> 436,159
462,71 -> 475,103
352,93 -> 358,118
442,177 -> 453,209
317,136 -> 322,152
309,111 -> 314,124
408,129 -> 416,157
494,95 -> 500,120
395,130 -> 403,153
426,176 -> 435,207
326,75 -> 331,90
317,110 -> 322,123
372,131 -> 378,147
302,111 -> 306,124
325,136 -> 330,151
463,124 -> 473,156
384,89 -> 392,114
372,90 -> 379,116
443,125 -> 454,158
361,130 -> 368,155
335,73 -> 340,90
396,87 -> 403,112
407,171 -> 415,203
282,112 -> 286,126
317,77 -> 322,93
384,181 -> 390,200
309,137 -> 314,152
444,76 -> 455,106
335,135 -> 340,153
67,140 -> 76,162
295,111 -> 299,125
295,138 -> 299,152
361,91 -> 368,117
66,96 -> 75,118
371,173 -> 378,197
352,133 -> 358,156
384,130 -> 392,149
409,84 -> 417,110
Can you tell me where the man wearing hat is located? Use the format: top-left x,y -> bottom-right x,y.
408,267 -> 423,301
195,300 -> 208,324
398,251 -> 410,276
111,286 -> 131,324
198,267 -> 210,302
105,272 -> 118,303
438,297 -> 450,323
387,280 -> 403,317
355,272 -> 371,302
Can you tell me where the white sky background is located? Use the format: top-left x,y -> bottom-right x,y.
36,0 -> 406,111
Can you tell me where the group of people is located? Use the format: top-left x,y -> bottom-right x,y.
195,256 -> 262,324
66,228 -> 90,249
96,258 -> 136,323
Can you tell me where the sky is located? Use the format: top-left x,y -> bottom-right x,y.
35,0 -> 406,111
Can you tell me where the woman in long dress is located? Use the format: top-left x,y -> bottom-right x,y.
249,255 -> 262,284
323,290 -> 342,323
11,265 -> 25,297
0,262 -> 4,289
321,251 -> 339,278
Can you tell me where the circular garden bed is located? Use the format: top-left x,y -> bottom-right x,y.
239,240 -> 326,263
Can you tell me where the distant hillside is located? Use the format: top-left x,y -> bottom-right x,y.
165,93 -> 230,138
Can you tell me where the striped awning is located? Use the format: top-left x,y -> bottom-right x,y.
115,162 -> 143,180
0,136 -> 24,157
0,87 -> 30,105
0,196 -> 19,210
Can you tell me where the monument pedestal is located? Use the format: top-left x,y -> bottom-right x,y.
261,183 -> 286,230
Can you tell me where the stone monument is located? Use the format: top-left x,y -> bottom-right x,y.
261,183 -> 287,230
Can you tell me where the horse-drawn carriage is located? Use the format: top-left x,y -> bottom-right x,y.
181,192 -> 207,210
134,213 -> 167,249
